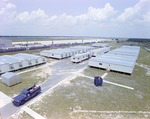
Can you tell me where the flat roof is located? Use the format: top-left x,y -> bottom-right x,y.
73,52 -> 90,57
13,53 -> 40,60
100,54 -> 137,60
92,47 -> 109,52
112,48 -> 139,54
89,57 -> 135,67
108,51 -> 138,57
97,54 -> 136,63
0,55 -> 22,64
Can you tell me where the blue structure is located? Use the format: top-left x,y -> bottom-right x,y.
94,76 -> 103,86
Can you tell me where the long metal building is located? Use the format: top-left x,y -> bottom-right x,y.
0,53 -> 46,74
88,46 -> 140,75
91,47 -> 110,57
71,52 -> 91,63
92,43 -> 109,47
88,56 -> 135,75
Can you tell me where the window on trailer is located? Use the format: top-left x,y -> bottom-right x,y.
99,63 -> 102,65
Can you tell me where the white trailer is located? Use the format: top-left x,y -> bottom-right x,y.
55,49 -> 71,57
70,46 -> 95,54
121,45 -> 140,50
98,54 -> 137,62
108,51 -> 138,59
91,47 -> 110,57
40,50 -> 50,57
0,55 -> 21,72
71,52 -> 91,63
15,53 -> 46,65
0,62 -> 10,74
64,48 -> 77,56
92,43 -> 109,47
88,56 -> 135,74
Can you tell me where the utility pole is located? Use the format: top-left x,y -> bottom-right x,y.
27,39 -> 28,53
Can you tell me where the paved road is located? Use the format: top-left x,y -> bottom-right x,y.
0,59 -> 88,119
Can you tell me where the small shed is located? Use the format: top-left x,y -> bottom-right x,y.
1,72 -> 21,86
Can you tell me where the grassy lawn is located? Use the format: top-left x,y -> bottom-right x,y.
27,47 -> 150,119
0,65 -> 50,98
8,111 -> 33,119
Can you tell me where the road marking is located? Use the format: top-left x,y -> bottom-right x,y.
73,110 -> 150,114
73,73 -> 134,90
22,106 -> 46,119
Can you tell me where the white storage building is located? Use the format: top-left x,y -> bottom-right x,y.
0,53 -> 46,74
92,43 -> 109,47
121,45 -> 140,50
40,49 -> 67,59
0,62 -> 10,74
91,47 -> 110,57
71,52 -> 91,63
13,53 -> 46,66
88,56 -> 135,75
108,47 -> 140,60
1,72 -> 21,86
70,46 -> 95,54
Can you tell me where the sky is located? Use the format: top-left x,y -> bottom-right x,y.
0,0 -> 150,38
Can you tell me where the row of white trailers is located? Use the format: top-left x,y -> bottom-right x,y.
88,46 -> 140,75
40,46 -> 95,59
71,47 -> 110,63
0,53 -> 46,74
92,43 -> 109,47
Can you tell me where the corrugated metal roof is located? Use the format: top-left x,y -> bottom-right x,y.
73,52 -> 90,57
89,57 -> 135,67
13,53 -> 36,60
122,45 -> 140,49
111,48 -> 139,54
92,47 -> 109,52
108,51 -> 138,57
98,54 -> 137,61
0,55 -> 21,64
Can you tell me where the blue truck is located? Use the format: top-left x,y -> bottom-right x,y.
12,84 -> 41,106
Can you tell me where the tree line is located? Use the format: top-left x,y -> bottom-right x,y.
127,38 -> 150,43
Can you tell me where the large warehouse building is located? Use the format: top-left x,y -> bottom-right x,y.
88,46 -> 140,75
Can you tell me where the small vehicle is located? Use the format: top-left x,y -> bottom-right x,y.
12,84 -> 41,106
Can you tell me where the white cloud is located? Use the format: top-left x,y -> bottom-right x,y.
76,3 -> 116,21
143,12 -> 150,22
6,3 -> 16,9
116,0 -> 150,22
16,8 -> 48,23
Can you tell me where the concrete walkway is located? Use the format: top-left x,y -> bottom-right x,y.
73,72 -> 134,90
22,106 -> 46,119
0,91 -> 12,104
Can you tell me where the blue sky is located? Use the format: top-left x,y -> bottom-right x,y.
0,0 -> 150,38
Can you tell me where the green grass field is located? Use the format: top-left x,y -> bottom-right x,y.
3,42 -> 149,119
24,47 -> 150,119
